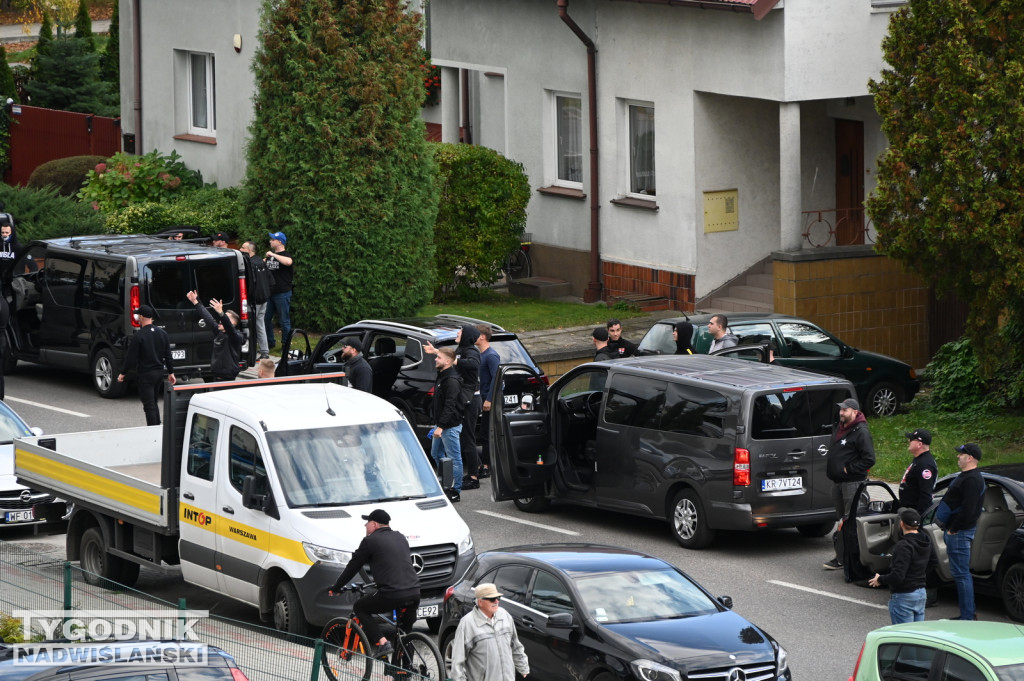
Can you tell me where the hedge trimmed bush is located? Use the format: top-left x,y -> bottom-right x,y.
105,187 -> 244,237
79,150 -> 203,213
27,155 -> 107,196
0,183 -> 105,241
431,142 -> 531,299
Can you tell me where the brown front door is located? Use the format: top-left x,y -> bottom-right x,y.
835,119 -> 864,245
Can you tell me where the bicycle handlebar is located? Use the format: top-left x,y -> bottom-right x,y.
327,582 -> 377,596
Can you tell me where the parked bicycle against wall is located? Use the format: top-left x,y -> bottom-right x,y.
321,583 -> 444,681
501,232 -> 532,280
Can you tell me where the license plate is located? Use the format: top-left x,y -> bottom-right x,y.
761,476 -> 802,492
416,605 -> 438,619
171,349 -> 185,360
5,509 -> 34,523
504,394 -> 520,405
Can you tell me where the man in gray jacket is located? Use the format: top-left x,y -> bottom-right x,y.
450,583 -> 529,681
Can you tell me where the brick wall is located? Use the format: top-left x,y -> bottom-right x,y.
773,247 -> 929,369
601,261 -> 695,312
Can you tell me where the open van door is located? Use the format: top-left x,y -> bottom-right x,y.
490,364 -> 553,504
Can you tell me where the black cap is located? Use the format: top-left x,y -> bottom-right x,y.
956,443 -> 982,461
837,397 -> 860,411
899,508 -> 921,528
135,304 -> 156,319
212,232 -> 231,242
340,337 -> 362,353
592,327 -> 609,341
361,509 -> 390,524
905,429 -> 932,445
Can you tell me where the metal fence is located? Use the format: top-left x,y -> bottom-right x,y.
0,540 -> 434,681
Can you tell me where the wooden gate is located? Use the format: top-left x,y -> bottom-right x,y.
4,104 -> 121,186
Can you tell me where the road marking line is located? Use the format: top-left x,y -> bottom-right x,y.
5,397 -> 90,418
474,510 -> 580,536
767,579 -> 888,610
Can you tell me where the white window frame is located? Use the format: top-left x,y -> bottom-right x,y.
551,92 -> 583,189
187,51 -> 216,137
619,99 -> 656,198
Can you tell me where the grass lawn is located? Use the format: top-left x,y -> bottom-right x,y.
870,397 -> 1024,482
420,291 -> 645,332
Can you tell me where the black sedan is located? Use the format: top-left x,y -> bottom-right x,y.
438,544 -> 791,681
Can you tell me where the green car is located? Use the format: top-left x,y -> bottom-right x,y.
638,313 -> 920,417
849,621 -> 1024,680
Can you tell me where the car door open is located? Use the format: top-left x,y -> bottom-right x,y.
490,364 -> 552,502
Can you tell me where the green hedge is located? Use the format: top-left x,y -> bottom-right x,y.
104,187 -> 244,237
0,183 -> 105,241
27,155 -> 107,197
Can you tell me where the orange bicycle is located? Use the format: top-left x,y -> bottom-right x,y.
321,583 -> 444,681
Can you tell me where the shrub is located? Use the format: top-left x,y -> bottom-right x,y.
78,150 -> 203,213
925,337 -> 991,414
0,183 -> 105,241
431,142 -> 531,299
27,155 -> 107,196
105,186 -> 244,237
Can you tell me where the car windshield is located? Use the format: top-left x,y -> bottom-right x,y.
573,568 -> 719,623
265,422 -> 442,507
0,406 -> 31,444
996,663 -> 1024,681
491,339 -> 538,369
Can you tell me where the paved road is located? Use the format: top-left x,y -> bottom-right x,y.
4,368 -> 1015,680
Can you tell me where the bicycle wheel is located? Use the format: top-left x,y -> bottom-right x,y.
505,248 -> 532,280
397,631 -> 445,680
322,617 -> 373,681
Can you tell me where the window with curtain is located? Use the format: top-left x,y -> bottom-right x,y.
556,95 -> 583,185
629,104 -> 655,196
189,52 -> 216,136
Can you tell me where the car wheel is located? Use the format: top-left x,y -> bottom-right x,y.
669,489 -> 715,549
93,348 -> 127,399
797,520 -> 836,538
273,580 -> 308,635
865,381 -> 902,417
440,629 -> 456,678
513,496 -> 550,513
1002,563 -> 1024,622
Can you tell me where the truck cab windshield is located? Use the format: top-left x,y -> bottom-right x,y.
265,421 -> 441,507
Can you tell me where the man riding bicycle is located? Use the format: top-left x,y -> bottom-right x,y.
329,509 -> 421,658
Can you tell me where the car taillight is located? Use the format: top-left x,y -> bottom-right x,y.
238,275 -> 249,321
129,285 -> 141,328
848,642 -> 865,681
231,668 -> 251,681
733,448 -> 750,486
527,374 -> 549,386
427,386 -> 435,397
443,586 -> 454,603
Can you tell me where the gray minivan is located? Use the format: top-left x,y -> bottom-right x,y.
490,354 -> 857,549
4,235 -> 255,397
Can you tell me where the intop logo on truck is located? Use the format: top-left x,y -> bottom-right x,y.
182,506 -> 212,527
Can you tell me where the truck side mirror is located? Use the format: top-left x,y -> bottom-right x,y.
242,474 -> 275,516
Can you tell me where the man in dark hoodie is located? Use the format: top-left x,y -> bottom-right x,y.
186,290 -> 244,381
869,508 -> 936,624
673,321 -> 694,355
824,397 -> 876,570
0,218 -> 23,294
430,347 -> 464,502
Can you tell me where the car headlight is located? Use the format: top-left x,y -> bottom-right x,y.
776,642 -> 789,675
458,532 -> 474,554
303,542 -> 352,565
630,659 -> 681,681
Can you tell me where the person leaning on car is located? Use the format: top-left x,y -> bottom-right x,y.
869,508 -> 937,624
899,428 -> 938,514
823,397 -> 876,571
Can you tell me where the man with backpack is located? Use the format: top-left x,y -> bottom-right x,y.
241,241 -> 272,359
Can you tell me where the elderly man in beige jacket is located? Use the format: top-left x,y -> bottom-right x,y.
450,583 -> 529,681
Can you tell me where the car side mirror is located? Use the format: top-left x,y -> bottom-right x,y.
842,345 -> 854,359
242,474 -> 276,518
547,612 -> 574,628
718,595 -> 733,609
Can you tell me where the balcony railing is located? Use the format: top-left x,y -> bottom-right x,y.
801,208 -> 876,248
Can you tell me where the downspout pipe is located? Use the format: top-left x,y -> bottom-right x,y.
558,0 -> 602,303
132,0 -> 142,154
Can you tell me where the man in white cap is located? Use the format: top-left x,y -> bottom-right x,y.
450,583 -> 529,681
823,397 -> 875,571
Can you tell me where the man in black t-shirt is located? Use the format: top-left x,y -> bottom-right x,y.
264,231 -> 295,350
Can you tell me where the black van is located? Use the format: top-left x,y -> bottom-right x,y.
4,235 -> 254,397
490,354 -> 857,549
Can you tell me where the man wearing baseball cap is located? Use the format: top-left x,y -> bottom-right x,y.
899,429 -> 938,513
264,231 -> 295,350
824,397 -> 876,571
868,508 -> 937,624
210,232 -> 231,248
117,305 -> 176,425
943,443 -> 986,620
329,509 -> 421,658
450,582 -> 529,681
339,337 -> 372,393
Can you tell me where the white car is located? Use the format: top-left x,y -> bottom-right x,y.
0,400 -> 67,529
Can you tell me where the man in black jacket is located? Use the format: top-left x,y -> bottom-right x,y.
869,508 -> 937,624
606,318 -> 638,358
339,337 -> 372,393
430,347 -> 463,502
899,428 -> 938,513
593,327 -> 618,361
943,443 -> 986,620
329,509 -> 421,658
117,305 -> 177,425
824,397 -> 876,570
186,290 -> 243,381
455,325 -> 482,489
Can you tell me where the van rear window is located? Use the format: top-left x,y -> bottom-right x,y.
144,259 -> 236,309
752,388 -> 849,440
